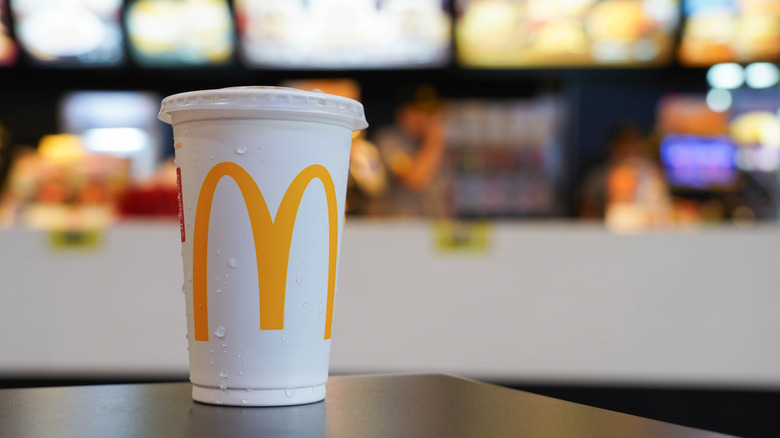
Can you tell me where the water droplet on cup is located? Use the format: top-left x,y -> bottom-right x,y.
246,388 -> 253,393
219,370 -> 228,378
318,312 -> 323,319
214,326 -> 226,338
219,383 -> 227,390
216,399 -> 223,405
216,248 -> 222,256
229,257 -> 238,268
295,274 -> 303,284
284,388 -> 295,398
216,288 -> 222,294
303,302 -> 308,308
241,398 -> 248,405
281,336 -> 287,343
236,145 -> 247,154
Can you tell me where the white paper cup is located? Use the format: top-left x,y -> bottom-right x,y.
158,86 -> 367,406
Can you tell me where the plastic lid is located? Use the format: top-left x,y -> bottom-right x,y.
158,86 -> 368,131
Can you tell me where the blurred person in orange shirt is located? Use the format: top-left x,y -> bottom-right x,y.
579,121 -> 672,231
374,85 -> 449,217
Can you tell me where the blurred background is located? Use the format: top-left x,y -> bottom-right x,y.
2,0 -> 780,436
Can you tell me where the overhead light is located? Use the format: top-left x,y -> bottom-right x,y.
706,88 -> 732,112
706,63 -> 744,89
745,63 -> 780,89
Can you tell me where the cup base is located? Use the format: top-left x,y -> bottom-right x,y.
192,383 -> 326,407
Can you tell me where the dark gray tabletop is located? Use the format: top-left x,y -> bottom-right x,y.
0,374 -> 734,438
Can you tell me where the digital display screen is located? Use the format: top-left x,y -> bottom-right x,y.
10,0 -> 124,66
125,0 -> 235,67
678,0 -> 780,66
455,0 -> 680,68
59,91 -> 164,181
660,134 -> 738,189
235,0 -> 451,69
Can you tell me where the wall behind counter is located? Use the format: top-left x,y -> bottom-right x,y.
1,219 -> 778,388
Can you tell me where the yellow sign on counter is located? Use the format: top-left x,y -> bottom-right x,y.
434,220 -> 492,254
48,229 -> 103,251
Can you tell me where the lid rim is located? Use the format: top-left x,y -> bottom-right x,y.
158,86 -> 368,131
165,108 -> 369,131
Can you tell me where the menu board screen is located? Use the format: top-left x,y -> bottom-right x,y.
236,0 -> 451,69
660,134 -> 738,189
455,0 -> 680,68
125,0 -> 235,66
678,0 -> 780,66
10,0 -> 124,66
1,0 -> 17,66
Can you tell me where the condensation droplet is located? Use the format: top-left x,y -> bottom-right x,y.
295,274 -> 303,284
216,288 -> 222,294
219,370 -> 228,378
216,249 -> 222,256
236,145 -> 247,154
219,383 -> 227,390
228,257 -> 238,268
284,388 -> 295,398
214,326 -> 226,338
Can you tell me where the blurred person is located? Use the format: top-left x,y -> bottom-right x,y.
578,121 -> 672,231
345,131 -> 388,215
374,85 -> 449,217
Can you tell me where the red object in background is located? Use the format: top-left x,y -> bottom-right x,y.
119,185 -> 179,217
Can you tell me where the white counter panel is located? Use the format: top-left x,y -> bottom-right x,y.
2,220 -> 779,387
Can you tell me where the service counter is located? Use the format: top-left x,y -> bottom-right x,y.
1,220 -> 779,388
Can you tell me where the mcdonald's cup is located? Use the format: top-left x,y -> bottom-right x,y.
159,87 -> 368,406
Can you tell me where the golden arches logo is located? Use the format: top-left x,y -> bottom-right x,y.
192,162 -> 339,342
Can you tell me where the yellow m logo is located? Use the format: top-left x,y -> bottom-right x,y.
192,162 -> 339,342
